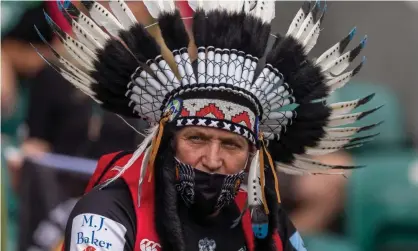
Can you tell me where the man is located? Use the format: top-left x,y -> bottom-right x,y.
34,1 -> 380,250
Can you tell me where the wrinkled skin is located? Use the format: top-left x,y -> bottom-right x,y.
174,126 -> 252,175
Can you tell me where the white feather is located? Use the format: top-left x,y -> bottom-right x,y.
35,26 -> 94,82
277,165 -> 306,175
326,58 -> 365,93
293,155 -> 359,170
68,18 -> 103,50
327,106 -> 382,127
143,0 -> 176,18
248,0 -> 275,23
295,10 -> 315,42
276,162 -> 347,175
305,146 -> 346,155
329,94 -> 374,116
160,0 -> 176,13
321,50 -> 352,76
326,70 -> 354,91
303,12 -> 323,54
316,138 -> 353,149
99,124 -> 159,189
59,56 -> 95,84
64,33 -> 97,60
316,27 -> 357,66
321,36 -> 367,76
34,45 -> 100,102
327,113 -> 362,127
286,3 -> 308,37
83,1 -> 124,37
61,40 -> 95,70
324,125 -> 372,138
244,0 -> 257,12
143,0 -> 162,18
248,150 -> 263,206
60,1 -> 110,44
108,0 -> 137,29
44,13 -> 97,69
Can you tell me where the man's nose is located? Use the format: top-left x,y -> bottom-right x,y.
201,142 -> 223,172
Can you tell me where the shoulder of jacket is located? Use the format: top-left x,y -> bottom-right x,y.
86,150 -> 137,192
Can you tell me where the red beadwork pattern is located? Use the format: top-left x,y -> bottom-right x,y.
231,111 -> 252,129
195,103 -> 225,119
181,107 -> 190,117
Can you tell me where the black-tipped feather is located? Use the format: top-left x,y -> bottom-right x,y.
224,12 -> 246,50
204,9 -> 270,57
291,62 -> 328,102
295,103 -> 332,121
118,29 -> 148,62
352,58 -> 365,75
349,133 -> 380,143
266,36 -> 308,78
339,28 -> 357,54
119,24 -> 161,61
349,36 -> 367,62
192,9 -> 207,47
243,15 -> 271,57
90,39 -> 137,95
268,103 -> 330,163
311,2 -> 321,23
302,1 -> 312,16
158,10 -> 190,50
266,35 -> 329,102
355,93 -> 375,108
43,10 -> 67,38
358,121 -> 384,133
357,105 -> 384,120
62,1 -> 82,20
80,1 -> 94,11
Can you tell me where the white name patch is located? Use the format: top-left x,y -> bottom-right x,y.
70,213 -> 127,251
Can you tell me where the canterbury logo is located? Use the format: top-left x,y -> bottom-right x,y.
140,239 -> 161,251
82,246 -> 96,251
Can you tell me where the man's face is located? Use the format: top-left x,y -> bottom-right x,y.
174,126 -> 251,175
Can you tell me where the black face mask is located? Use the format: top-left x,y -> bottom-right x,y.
174,158 -> 245,217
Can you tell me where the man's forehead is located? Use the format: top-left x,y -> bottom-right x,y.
178,126 -> 246,141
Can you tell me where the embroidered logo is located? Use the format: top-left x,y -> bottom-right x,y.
198,237 -> 217,251
82,246 -> 96,251
140,239 -> 161,251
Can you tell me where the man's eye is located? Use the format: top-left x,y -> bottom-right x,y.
188,136 -> 204,142
223,142 -> 241,149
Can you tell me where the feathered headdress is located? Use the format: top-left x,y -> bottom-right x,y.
34,0 -> 381,240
